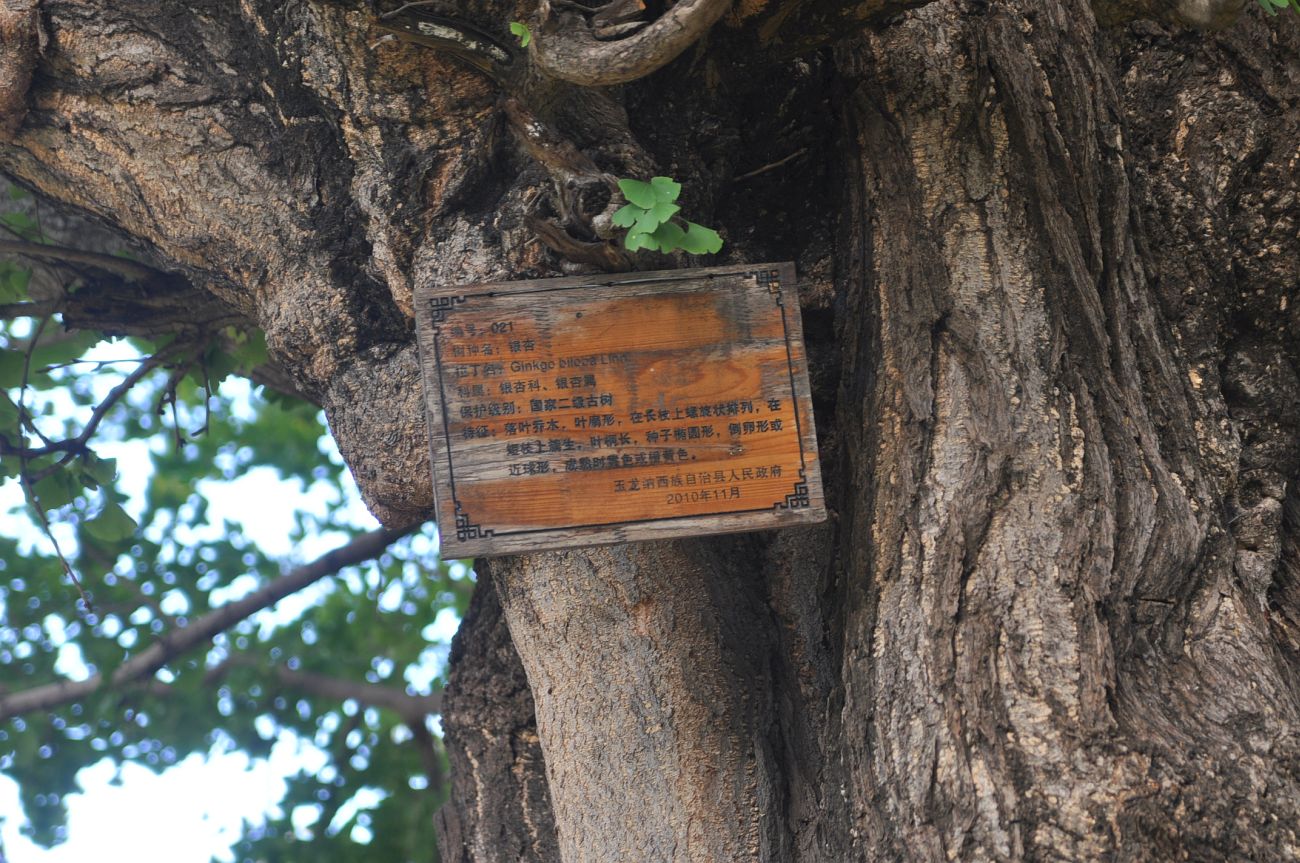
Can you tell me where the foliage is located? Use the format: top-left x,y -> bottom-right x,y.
1257,0 -> 1300,13
613,177 -> 724,255
509,21 -> 531,47
0,187 -> 464,862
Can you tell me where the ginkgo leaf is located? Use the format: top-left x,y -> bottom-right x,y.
624,230 -> 658,252
0,349 -> 24,388
650,221 -> 687,251
509,21 -> 531,47
618,178 -> 657,209
681,222 -> 724,254
651,202 -> 680,224
0,390 -> 18,430
31,469 -> 84,510
84,501 -> 137,542
651,176 -> 682,203
611,203 -> 643,228
82,455 -> 118,488
0,262 -> 29,303
632,208 -> 663,236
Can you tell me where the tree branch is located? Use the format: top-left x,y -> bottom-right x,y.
268,666 -> 442,722
0,525 -> 416,721
0,299 -> 59,319
0,239 -> 161,282
534,0 -> 732,86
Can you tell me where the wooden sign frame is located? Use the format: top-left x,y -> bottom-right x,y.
415,262 -> 826,558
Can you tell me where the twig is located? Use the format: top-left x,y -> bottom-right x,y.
14,316 -> 90,614
0,344 -> 181,464
12,317 -> 89,613
733,148 -> 808,181
38,357 -> 152,372
0,525 -> 417,721
378,0 -> 441,20
18,469 -> 88,612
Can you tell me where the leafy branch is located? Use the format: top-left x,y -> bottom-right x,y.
612,177 -> 723,255
0,525 -> 415,722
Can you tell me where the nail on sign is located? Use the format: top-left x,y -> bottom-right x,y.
415,262 -> 826,557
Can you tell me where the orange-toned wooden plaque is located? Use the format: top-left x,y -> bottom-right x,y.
415,262 -> 826,557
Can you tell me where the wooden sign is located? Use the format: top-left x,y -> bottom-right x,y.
414,262 -> 826,558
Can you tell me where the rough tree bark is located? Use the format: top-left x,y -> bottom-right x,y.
2,0 -> 1299,860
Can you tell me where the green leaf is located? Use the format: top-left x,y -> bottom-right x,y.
230,329 -> 268,374
611,203 -> 643,229
84,501 -> 137,542
30,330 -> 102,375
650,220 -> 687,252
651,202 -> 681,224
31,468 -> 85,510
0,349 -> 25,387
0,389 -> 18,430
631,208 -> 664,236
0,262 -> 30,303
624,230 -> 658,252
193,344 -> 237,388
681,222 -> 724,255
509,21 -> 531,47
650,176 -> 682,203
618,178 -> 657,209
82,454 -> 118,488
210,350 -> 238,384
1,211 -> 40,240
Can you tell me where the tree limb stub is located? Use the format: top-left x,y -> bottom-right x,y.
535,0 -> 732,86
526,214 -> 631,270
0,525 -> 413,721
372,8 -> 515,84
503,97 -> 635,268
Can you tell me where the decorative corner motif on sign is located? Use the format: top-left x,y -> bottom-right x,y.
774,477 -> 811,510
430,295 -> 467,324
454,503 -> 493,541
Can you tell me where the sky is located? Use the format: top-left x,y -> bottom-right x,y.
1,743 -> 307,863
0,353 -> 458,863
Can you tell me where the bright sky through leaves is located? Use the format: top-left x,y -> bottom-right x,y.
1,332 -> 464,863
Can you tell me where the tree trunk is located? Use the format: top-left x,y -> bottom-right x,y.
4,0 -> 1299,860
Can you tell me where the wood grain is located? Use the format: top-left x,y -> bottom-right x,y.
415,263 -> 826,557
